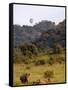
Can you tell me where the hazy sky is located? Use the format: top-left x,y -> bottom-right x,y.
13,4 -> 65,26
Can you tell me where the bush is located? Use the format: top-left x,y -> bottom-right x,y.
43,70 -> 54,82
20,43 -> 38,56
48,57 -> 55,65
13,48 -> 24,63
56,57 -> 64,64
26,66 -> 30,69
35,59 -> 45,65
13,48 -> 30,64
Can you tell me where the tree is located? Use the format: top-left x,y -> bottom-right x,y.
13,48 -> 28,63
20,43 -> 38,56
52,43 -> 63,54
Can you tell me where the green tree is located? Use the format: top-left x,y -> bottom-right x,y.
20,43 -> 38,56
52,43 -> 63,54
13,48 -> 28,63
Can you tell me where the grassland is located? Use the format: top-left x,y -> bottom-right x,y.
13,54 -> 65,86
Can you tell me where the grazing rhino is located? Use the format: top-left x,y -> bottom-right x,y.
20,73 -> 30,83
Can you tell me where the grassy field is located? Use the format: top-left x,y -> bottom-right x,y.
13,54 -> 65,86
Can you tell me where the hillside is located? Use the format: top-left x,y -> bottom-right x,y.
13,20 -> 56,47
13,19 -> 65,54
34,20 -> 66,49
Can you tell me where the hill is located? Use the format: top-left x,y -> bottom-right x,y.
13,20 -> 56,47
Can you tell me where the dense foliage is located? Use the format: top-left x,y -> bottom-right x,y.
13,20 -> 66,63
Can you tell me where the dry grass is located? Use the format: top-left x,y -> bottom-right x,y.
13,62 -> 65,86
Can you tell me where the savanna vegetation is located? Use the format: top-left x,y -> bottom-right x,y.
13,20 -> 66,86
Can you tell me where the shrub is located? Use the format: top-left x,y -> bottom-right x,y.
35,59 -> 45,65
25,50 -> 33,58
20,43 -> 38,56
26,66 -> 30,69
48,57 -> 55,65
13,48 -> 25,63
43,70 -> 54,82
13,48 -> 30,64
56,57 -> 64,64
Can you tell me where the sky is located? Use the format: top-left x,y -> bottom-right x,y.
13,4 -> 65,26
